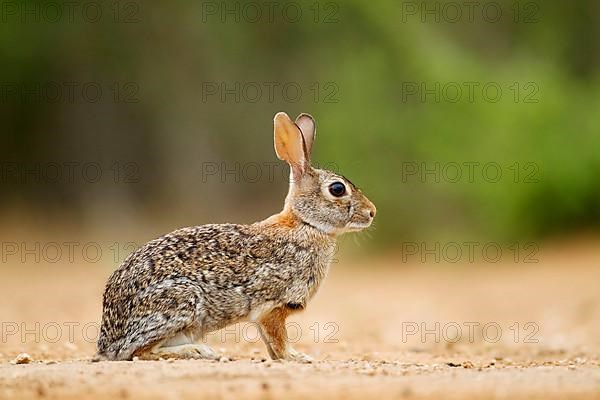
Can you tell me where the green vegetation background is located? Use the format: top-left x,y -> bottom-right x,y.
1,1 -> 599,247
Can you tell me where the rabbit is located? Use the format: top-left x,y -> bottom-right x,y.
95,112 -> 376,362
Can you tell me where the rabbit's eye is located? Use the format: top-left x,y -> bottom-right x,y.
329,182 -> 346,197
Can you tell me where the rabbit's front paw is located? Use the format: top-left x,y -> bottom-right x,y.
285,348 -> 314,363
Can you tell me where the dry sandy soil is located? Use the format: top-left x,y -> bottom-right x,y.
1,242 -> 600,399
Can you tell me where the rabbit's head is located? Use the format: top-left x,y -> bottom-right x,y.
274,112 -> 376,235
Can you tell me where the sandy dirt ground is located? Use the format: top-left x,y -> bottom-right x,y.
1,242 -> 600,399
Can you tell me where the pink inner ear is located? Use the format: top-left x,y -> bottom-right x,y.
295,114 -> 316,158
274,113 -> 306,171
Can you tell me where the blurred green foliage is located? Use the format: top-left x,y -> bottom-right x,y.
1,0 -> 599,246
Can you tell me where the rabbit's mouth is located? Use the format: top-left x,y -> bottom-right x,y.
344,220 -> 373,232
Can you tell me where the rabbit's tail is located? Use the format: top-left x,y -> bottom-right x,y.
95,332 -> 124,360
96,335 -> 151,361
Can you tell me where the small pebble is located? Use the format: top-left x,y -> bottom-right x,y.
462,361 -> 474,369
11,353 -> 33,365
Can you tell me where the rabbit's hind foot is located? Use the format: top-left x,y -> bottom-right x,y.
138,343 -> 220,361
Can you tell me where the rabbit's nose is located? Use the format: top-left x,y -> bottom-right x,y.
368,204 -> 377,219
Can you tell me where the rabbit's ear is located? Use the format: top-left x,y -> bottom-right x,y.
295,113 -> 316,159
274,112 -> 307,179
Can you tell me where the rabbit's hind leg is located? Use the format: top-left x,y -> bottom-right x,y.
145,343 -> 220,360
138,330 -> 220,360
115,280 -> 205,360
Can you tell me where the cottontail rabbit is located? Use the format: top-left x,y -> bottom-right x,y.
96,112 -> 376,362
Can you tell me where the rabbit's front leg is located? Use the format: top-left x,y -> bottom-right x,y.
258,307 -> 313,363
